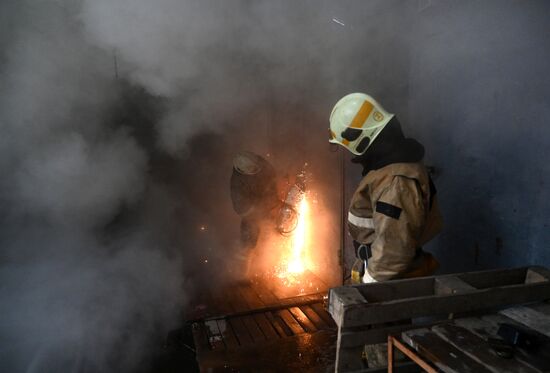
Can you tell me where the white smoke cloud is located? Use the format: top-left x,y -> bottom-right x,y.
77,0 -> 345,156
14,131 -> 147,227
0,1 -> 187,371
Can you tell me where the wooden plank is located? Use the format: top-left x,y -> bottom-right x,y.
277,309 -> 306,335
229,316 -> 253,346
204,320 -> 225,351
455,314 -> 550,373
238,285 -> 266,309
196,292 -> 326,322
266,311 -> 293,337
289,306 -> 317,333
253,313 -> 280,340
339,280 -> 550,328
209,285 -> 235,315
353,267 -> 536,304
216,319 -> 239,350
402,328 -> 492,373
250,281 -> 280,305
311,302 -> 337,327
300,305 -> 330,330
353,277 -> 434,303
228,287 -> 252,313
195,329 -> 336,372
454,315 -> 506,339
240,315 -> 265,342
329,287 -> 366,327
337,322 -> 439,348
432,323 -> 537,373
525,267 -> 550,284
435,276 -> 476,295
457,267 -> 528,289
500,306 -> 550,338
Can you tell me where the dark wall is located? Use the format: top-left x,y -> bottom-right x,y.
339,0 -> 550,274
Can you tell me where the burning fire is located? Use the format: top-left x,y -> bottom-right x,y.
286,197 -> 309,274
275,193 -> 312,289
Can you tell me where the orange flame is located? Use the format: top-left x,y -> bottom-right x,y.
286,197 -> 309,274
275,194 -> 312,290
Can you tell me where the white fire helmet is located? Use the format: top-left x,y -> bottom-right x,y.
329,93 -> 394,155
233,151 -> 263,175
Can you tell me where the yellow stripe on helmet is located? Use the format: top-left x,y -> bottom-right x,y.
341,100 -> 374,146
350,100 -> 374,128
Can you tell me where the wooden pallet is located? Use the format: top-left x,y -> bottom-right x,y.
390,302 -> 550,373
192,297 -> 337,371
328,266 -> 550,372
188,275 -> 337,372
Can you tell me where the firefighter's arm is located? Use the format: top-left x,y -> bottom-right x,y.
367,176 -> 426,281
347,183 -> 373,244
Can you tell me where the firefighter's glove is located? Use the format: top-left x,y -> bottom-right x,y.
351,258 -> 366,284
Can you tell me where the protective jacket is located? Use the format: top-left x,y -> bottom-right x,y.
348,117 -> 442,281
230,158 -> 278,218
348,162 -> 442,281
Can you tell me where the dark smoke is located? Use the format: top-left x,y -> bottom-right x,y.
3,0 -> 549,371
0,1 -> 344,371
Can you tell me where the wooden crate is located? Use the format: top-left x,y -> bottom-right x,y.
390,302 -> 550,372
328,266 -> 550,372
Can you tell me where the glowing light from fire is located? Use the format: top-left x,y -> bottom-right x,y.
287,197 -> 309,274
274,193 -> 313,292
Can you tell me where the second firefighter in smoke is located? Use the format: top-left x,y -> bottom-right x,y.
230,151 -> 308,279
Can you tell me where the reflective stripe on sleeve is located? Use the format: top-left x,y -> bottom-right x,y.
348,212 -> 374,229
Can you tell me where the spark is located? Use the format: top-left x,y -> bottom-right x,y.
200,225 -> 207,232
332,18 -> 345,27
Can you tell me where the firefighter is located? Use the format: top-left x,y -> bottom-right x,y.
230,151 -> 280,273
329,93 -> 443,284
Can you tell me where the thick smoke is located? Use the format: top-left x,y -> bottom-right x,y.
0,2 -> 184,372
4,0 -> 548,371
0,1 -> 344,371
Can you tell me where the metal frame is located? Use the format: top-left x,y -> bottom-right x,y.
387,335 -> 437,373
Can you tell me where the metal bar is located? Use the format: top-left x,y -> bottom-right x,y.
389,336 -> 438,373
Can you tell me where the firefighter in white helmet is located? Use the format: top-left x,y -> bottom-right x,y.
329,93 -> 443,284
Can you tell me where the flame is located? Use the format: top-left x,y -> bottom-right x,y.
275,194 -> 312,290
287,197 -> 309,274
